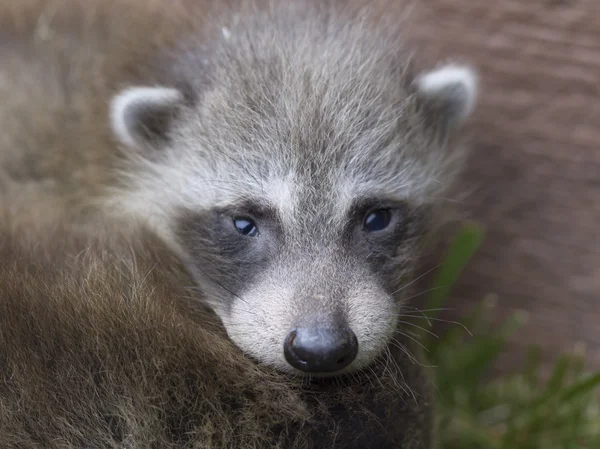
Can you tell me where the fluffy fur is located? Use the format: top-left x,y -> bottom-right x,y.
105,0 -> 478,372
0,0 -> 477,373
0,217 -> 433,448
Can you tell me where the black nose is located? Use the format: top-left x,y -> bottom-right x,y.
283,327 -> 358,373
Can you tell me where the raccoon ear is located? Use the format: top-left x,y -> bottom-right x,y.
110,86 -> 184,150
413,64 -> 478,129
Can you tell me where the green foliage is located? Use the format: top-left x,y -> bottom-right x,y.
421,223 -> 600,449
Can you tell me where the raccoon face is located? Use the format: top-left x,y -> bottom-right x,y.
108,17 -> 477,374
170,195 -> 427,375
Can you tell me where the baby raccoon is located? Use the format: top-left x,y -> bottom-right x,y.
0,217 -> 433,449
0,0 -> 477,376
107,0 -> 478,374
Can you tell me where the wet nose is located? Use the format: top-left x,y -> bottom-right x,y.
283,327 -> 358,373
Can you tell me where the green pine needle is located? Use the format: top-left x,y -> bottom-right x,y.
421,224 -> 600,449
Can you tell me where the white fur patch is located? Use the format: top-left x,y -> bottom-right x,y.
110,86 -> 183,149
222,272 -> 398,375
415,64 -> 478,124
265,175 -> 297,226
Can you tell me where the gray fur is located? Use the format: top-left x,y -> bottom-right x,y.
0,0 -> 457,445
108,0 -> 477,374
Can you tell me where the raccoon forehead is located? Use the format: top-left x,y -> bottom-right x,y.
173,82 -> 448,208
131,133 -> 439,200
195,147 -> 445,209
174,110 -> 441,199
172,160 -> 428,217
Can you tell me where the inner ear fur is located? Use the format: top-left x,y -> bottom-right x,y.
110,86 -> 184,151
412,63 -> 479,132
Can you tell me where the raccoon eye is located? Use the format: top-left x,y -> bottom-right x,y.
233,217 -> 259,237
364,209 -> 391,232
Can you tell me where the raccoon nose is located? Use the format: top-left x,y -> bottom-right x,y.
283,327 -> 358,373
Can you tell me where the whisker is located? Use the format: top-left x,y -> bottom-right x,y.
391,264 -> 442,296
397,286 -> 447,304
187,269 -> 249,306
396,315 -> 473,336
383,346 -> 417,405
395,320 -> 439,339
401,307 -> 455,314
389,339 -> 437,369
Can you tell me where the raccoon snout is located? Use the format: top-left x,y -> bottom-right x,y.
283,327 -> 358,373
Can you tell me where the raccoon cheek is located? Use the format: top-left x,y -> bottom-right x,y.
110,86 -> 184,151
413,63 -> 478,130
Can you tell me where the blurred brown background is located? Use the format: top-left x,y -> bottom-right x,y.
412,0 -> 600,372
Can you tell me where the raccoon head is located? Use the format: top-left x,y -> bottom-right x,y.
108,15 -> 477,376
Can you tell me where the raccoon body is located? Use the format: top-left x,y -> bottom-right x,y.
0,217 -> 433,449
0,0 -> 480,446
0,1 -> 477,444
